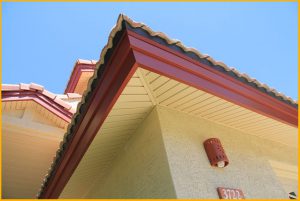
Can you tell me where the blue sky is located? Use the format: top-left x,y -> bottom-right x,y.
3,2 -> 298,100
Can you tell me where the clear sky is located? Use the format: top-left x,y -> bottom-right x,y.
3,2 -> 298,100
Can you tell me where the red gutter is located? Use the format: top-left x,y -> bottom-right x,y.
40,28 -> 297,198
127,30 -> 297,127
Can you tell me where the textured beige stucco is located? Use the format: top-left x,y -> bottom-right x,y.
2,104 -> 65,198
66,105 -> 297,199
156,105 -> 298,199
86,108 -> 177,198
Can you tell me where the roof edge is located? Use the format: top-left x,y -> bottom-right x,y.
121,15 -> 297,107
37,14 -> 129,198
2,83 -> 77,121
64,59 -> 97,94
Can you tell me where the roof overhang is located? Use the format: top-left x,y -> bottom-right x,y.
2,84 -> 74,122
64,60 -> 96,95
128,30 -> 297,126
38,15 -> 298,198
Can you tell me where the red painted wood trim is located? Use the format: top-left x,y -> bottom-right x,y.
64,63 -> 95,94
2,91 -> 72,122
40,31 -> 138,198
40,27 -> 298,199
127,30 -> 297,127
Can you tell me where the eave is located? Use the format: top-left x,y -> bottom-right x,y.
38,14 -> 298,199
64,59 -> 97,95
2,83 -> 75,122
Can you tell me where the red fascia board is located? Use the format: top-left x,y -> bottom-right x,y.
127,30 -> 297,127
40,31 -> 138,198
40,29 -> 298,199
2,91 -> 72,122
64,63 -> 95,94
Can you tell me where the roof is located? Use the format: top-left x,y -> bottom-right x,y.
109,15 -> 296,106
64,59 -> 97,95
37,14 -> 298,198
67,15 -> 297,107
2,83 -> 81,121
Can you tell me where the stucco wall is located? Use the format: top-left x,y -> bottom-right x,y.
86,108 -> 176,198
156,105 -> 298,199
2,105 -> 65,198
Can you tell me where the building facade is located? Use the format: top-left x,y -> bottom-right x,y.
2,14 -> 298,199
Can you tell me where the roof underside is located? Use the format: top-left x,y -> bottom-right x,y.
38,14 -> 298,198
2,83 -> 82,122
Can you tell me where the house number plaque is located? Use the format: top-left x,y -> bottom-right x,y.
217,187 -> 245,199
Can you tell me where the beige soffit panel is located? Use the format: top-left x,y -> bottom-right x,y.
2,100 -> 69,129
140,68 -> 297,147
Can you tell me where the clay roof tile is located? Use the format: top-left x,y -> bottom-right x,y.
2,84 -> 19,91
77,59 -> 93,64
29,83 -> 44,91
66,93 -> 82,99
19,83 -> 30,90
42,90 -> 57,100
54,96 -> 72,110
